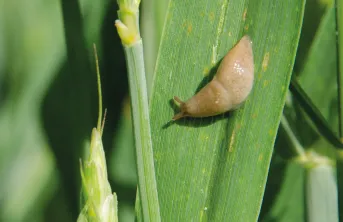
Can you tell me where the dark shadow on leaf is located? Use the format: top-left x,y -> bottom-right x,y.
194,59 -> 221,93
163,96 -> 233,129
163,60 -> 228,129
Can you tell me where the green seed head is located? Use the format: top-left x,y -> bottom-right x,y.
115,0 -> 141,45
78,128 -> 118,222
117,0 -> 140,11
77,45 -> 118,222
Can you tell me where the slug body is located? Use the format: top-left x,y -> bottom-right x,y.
172,35 -> 254,121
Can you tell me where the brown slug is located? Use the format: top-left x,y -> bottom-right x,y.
172,35 -> 254,121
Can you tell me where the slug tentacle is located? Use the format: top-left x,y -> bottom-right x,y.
173,96 -> 184,104
171,35 -> 254,121
172,96 -> 187,121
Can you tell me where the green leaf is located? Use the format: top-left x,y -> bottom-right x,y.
261,161 -> 305,222
150,0 -> 305,221
298,5 -> 338,125
111,101 -> 137,186
290,3 -> 342,149
270,3 -> 340,222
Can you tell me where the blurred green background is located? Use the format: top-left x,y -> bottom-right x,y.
0,0 -> 340,221
0,0 -> 136,221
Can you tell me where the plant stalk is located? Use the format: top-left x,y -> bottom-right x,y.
336,0 -> 343,140
115,1 -> 161,220
306,156 -> 338,222
123,41 -> 161,221
281,114 -> 306,158
290,79 -> 343,148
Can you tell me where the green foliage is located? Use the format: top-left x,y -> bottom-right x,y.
149,0 -> 305,221
261,2 -> 340,222
1,0 -> 342,221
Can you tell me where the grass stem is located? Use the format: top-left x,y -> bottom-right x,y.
122,41 -> 161,221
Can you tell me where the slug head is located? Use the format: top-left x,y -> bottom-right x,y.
172,96 -> 188,120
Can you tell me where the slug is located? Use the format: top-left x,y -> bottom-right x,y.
172,35 -> 254,121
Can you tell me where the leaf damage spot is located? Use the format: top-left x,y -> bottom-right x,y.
268,129 -> 273,136
228,130 -> 236,153
228,123 -> 241,152
200,131 -> 210,141
243,8 -> 248,21
262,52 -> 270,72
182,21 -> 193,36
263,80 -> 270,87
209,12 -> 215,22
258,73 -> 262,80
187,23 -> 193,35
203,66 -> 210,75
212,45 -> 217,65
